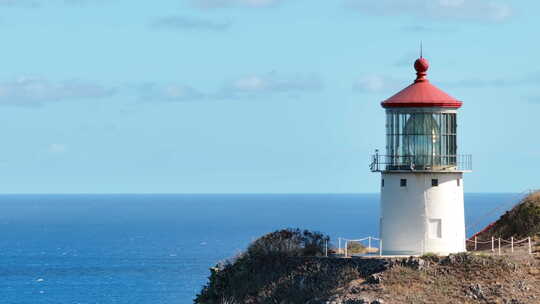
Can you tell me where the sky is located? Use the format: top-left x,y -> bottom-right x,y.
0,0 -> 538,194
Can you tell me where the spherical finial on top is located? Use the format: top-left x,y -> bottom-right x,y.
414,57 -> 429,73
414,57 -> 429,82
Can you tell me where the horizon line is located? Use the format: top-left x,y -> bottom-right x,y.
0,192 -> 522,195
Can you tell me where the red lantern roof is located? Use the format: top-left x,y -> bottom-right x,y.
381,57 -> 462,109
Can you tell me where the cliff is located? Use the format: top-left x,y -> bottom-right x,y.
195,192 -> 540,304
195,252 -> 540,304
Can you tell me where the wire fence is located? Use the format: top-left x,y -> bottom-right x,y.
466,236 -> 534,255
337,236 -> 382,257
331,236 -> 536,257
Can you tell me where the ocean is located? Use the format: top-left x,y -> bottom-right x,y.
0,193 -> 522,304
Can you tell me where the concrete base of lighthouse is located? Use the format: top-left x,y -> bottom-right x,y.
379,172 -> 466,256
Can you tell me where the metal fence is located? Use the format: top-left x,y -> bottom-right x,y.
466,236 -> 534,255
370,154 -> 472,172
337,237 -> 382,257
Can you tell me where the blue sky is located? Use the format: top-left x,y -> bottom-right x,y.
0,0 -> 538,193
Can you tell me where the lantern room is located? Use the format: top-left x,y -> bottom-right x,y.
371,57 -> 471,172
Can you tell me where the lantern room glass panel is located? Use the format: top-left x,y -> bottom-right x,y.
386,111 -> 457,170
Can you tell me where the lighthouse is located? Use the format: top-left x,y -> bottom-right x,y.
370,56 -> 472,255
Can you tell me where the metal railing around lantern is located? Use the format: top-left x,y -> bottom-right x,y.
370,154 -> 472,172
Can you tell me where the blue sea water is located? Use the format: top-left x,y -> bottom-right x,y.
0,193 -> 522,304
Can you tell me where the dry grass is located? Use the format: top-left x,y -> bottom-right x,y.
340,254 -> 540,304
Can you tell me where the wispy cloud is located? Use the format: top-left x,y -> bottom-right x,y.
0,77 -> 115,106
345,0 -> 512,22
48,143 -> 67,154
353,71 -> 540,93
150,16 -> 231,31
192,0 -> 283,9
443,73 -> 540,88
137,72 -> 322,102
217,72 -> 323,98
353,75 -> 405,93
401,25 -> 457,33
0,0 -> 39,7
0,0 -> 111,7
137,83 -> 206,102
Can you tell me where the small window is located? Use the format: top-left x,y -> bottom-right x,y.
381,179 -> 385,187
400,179 -> 407,187
428,218 -> 442,239
457,179 -> 461,186
432,179 -> 439,187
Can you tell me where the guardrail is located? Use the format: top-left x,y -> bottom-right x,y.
370,154 -> 472,172
466,236 -> 534,255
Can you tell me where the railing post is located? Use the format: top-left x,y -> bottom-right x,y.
368,236 -> 372,250
379,239 -> 383,257
511,237 -> 514,253
345,241 -> 348,258
474,236 -> 477,251
325,239 -> 328,257
491,237 -> 494,252
498,238 -> 501,256
338,237 -> 341,255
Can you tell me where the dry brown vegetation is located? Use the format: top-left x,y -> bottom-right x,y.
474,191 -> 540,240
337,253 -> 540,304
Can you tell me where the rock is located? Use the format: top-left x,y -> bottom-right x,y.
515,280 -> 530,291
467,283 -> 485,300
366,273 -> 382,284
371,300 -> 385,304
345,299 -> 369,304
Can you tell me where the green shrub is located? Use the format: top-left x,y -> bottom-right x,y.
246,228 -> 330,257
346,241 -> 367,254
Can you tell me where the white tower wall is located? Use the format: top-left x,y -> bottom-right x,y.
380,172 -> 466,255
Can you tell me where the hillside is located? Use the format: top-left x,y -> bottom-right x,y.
471,191 -> 540,244
195,192 -> 540,304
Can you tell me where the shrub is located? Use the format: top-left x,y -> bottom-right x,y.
485,191 -> 540,239
246,228 -> 330,257
346,241 -> 367,254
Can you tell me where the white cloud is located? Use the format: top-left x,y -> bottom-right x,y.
192,0 -> 283,9
137,83 -> 205,102
353,75 -> 404,93
0,0 -> 39,6
345,0 -> 512,22
443,72 -> 540,88
0,0 -> 111,6
0,77 -> 115,106
150,16 -> 231,31
137,73 -> 322,102
218,72 -> 323,98
48,144 -> 67,154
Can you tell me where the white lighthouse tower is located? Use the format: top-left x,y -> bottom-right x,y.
370,56 -> 472,256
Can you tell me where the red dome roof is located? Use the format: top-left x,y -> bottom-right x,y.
381,57 -> 462,109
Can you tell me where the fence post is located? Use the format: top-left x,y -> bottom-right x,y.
511,237 -> 514,253
474,236 -> 477,251
338,237 -> 341,255
491,237 -> 494,252
498,238 -> 501,256
368,236 -> 372,250
379,239 -> 383,257
529,237 -> 532,255
325,239 -> 328,257
345,241 -> 348,258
